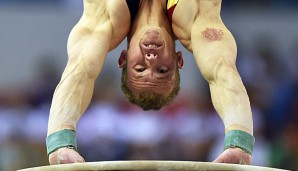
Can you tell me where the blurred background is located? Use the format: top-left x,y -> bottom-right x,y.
0,0 -> 298,170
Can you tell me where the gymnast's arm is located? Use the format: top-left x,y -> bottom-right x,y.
187,1 -> 253,164
47,0 -> 130,164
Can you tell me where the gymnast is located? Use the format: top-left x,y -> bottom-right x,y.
46,0 -> 255,165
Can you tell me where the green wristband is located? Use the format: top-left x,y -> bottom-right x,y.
46,129 -> 77,156
224,130 -> 255,155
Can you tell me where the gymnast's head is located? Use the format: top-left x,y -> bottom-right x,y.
118,26 -> 183,110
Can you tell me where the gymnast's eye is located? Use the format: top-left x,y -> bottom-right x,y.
136,68 -> 146,72
157,68 -> 168,74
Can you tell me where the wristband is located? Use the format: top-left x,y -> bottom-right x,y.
46,129 -> 77,156
224,130 -> 255,155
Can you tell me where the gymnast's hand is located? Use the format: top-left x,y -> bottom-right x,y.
213,148 -> 252,165
49,147 -> 85,165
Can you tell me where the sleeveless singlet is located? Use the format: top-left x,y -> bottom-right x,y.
126,0 -> 140,22
125,0 -> 179,24
166,0 -> 179,25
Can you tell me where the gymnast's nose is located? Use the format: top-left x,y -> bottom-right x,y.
145,53 -> 157,62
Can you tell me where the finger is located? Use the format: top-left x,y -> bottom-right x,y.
240,156 -> 252,165
58,153 -> 73,164
74,155 -> 85,163
213,155 -> 224,163
49,155 -> 59,165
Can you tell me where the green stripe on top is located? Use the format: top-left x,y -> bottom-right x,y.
46,129 -> 77,156
224,130 -> 255,155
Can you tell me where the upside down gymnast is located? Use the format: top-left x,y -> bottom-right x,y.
46,0 -> 255,165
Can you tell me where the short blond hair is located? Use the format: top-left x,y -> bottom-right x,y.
120,67 -> 180,110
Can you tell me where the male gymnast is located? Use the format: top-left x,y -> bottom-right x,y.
46,0 -> 255,165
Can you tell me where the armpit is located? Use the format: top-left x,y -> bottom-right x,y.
202,28 -> 224,42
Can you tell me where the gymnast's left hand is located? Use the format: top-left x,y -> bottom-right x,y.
213,148 -> 252,165
49,147 -> 85,165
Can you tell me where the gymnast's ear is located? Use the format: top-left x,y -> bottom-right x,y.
176,51 -> 184,69
118,50 -> 127,68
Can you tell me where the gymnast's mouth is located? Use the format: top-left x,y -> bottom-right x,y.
141,42 -> 163,50
140,27 -> 165,49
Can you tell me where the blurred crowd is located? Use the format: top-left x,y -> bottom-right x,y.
0,1 -> 298,171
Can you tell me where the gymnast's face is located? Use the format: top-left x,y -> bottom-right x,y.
119,27 -> 183,96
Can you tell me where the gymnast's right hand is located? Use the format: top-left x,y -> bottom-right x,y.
49,147 -> 85,165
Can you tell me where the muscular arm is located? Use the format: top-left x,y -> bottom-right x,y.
48,13 -> 111,135
173,0 -> 254,164
189,1 -> 253,135
46,1 -> 130,164
48,0 -> 129,135
191,1 -> 253,164
47,22 -> 111,163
